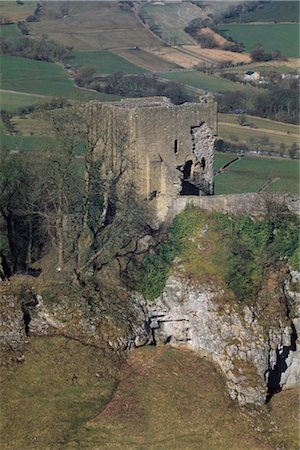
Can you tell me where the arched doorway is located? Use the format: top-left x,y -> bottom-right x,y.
183,160 -> 193,179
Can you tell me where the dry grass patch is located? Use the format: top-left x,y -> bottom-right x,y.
71,346 -> 275,449
28,2 -> 161,51
0,336 -> 118,450
148,47 -> 202,69
113,48 -> 180,72
183,44 -> 251,64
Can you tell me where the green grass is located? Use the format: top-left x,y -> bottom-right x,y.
0,135 -> 54,152
214,156 -> 299,195
0,90 -> 44,111
238,1 -> 299,23
0,134 -> 85,156
161,71 -> 260,98
218,24 -> 300,58
1,55 -> 120,102
70,50 -> 146,74
214,152 -> 239,171
0,23 -> 22,41
0,336 -> 117,450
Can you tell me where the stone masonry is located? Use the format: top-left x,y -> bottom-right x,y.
93,96 -> 217,222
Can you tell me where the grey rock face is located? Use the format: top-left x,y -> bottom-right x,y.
0,293 -> 26,354
146,274 -> 294,405
280,271 -> 300,389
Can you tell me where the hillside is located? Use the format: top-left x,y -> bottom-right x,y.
1,335 -> 298,449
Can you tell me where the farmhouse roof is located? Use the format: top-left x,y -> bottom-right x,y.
245,70 -> 255,76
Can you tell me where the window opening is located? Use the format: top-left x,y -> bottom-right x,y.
174,139 -> 178,154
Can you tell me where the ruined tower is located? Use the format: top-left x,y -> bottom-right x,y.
94,95 -> 217,222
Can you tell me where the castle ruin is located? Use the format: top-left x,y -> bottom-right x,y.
94,95 -> 217,222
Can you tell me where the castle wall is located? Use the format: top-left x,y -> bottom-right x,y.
171,193 -> 300,221
131,99 -> 217,219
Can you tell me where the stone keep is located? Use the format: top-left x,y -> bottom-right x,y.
93,96 -> 217,222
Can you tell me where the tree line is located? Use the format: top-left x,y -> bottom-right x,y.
0,103 -> 152,284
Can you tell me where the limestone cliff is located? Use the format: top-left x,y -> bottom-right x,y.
144,270 -> 299,405
0,269 -> 298,405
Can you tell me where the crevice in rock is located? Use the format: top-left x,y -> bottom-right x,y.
266,322 -> 298,403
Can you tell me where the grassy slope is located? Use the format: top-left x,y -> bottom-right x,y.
161,71 -> 260,97
0,336 -> 118,450
214,156 -> 299,195
67,346 -> 299,450
0,23 -> 22,41
139,2 -> 200,45
0,90 -> 44,111
28,2 -> 161,51
3,338 -> 298,450
0,1 -> 35,21
1,55 -> 120,103
239,1 -> 299,23
70,50 -> 145,74
218,24 -> 300,58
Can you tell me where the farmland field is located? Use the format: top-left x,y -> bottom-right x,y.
161,71 -> 260,96
113,48 -> 179,72
214,155 -> 299,195
238,1 -> 299,23
0,90 -> 44,111
1,55 -> 120,102
70,50 -> 145,74
28,2 -> 161,51
214,152 -> 238,171
0,0 -> 34,21
218,114 -> 299,155
0,23 -> 22,41
218,24 -> 300,58
138,2 -> 200,45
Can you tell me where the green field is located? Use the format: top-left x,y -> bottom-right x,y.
0,90 -> 44,111
70,50 -> 145,74
161,71 -> 260,96
214,152 -> 239,171
238,1 -> 299,23
0,23 -> 22,41
218,24 -> 300,58
1,55 -> 120,103
214,155 -> 299,195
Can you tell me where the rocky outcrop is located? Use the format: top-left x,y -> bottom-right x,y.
146,273 -> 295,405
0,279 -> 150,364
280,270 -> 300,389
0,291 -> 26,361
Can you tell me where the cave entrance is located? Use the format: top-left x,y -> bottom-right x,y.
180,159 -> 199,196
